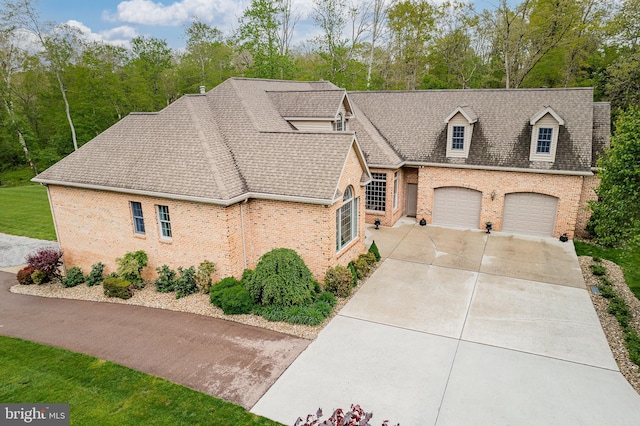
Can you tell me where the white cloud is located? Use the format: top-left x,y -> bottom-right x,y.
65,20 -> 138,47
105,0 -> 246,26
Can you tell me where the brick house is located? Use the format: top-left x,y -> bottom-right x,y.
33,79 -> 608,280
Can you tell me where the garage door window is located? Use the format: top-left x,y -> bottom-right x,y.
366,173 -> 386,211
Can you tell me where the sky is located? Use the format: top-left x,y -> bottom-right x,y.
33,0 -> 502,50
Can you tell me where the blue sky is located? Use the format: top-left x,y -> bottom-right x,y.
35,0 -> 502,49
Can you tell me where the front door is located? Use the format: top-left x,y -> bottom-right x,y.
406,183 -> 418,217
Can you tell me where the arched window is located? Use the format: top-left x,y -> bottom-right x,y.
336,186 -> 358,251
335,113 -> 345,131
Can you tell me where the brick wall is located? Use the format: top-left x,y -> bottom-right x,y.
47,146 -> 367,282
417,166 -> 584,238
575,173 -> 600,238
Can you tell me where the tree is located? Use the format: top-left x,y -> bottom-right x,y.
236,0 -> 297,79
588,107 -> 640,247
125,36 -> 174,111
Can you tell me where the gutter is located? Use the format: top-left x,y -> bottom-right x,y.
366,161 -> 593,177
32,178 -> 338,206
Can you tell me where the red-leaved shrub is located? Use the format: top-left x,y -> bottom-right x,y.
16,265 -> 36,285
26,247 -> 63,280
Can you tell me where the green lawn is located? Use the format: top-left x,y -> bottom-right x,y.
0,166 -> 38,187
0,185 -> 56,240
0,336 -> 281,426
574,240 -> 640,300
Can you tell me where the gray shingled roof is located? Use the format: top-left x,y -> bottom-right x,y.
34,78 -> 366,205
349,88 -> 599,172
268,90 -> 348,118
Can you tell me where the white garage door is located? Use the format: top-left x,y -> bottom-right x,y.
433,187 -> 482,229
502,192 -> 558,236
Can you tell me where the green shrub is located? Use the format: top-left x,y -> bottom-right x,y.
16,266 -> 35,285
61,267 -> 85,288
361,251 -> 377,265
103,277 -> 133,299
242,268 -> 253,283
210,277 -> 241,307
599,276 -> 613,286
592,256 -> 602,263
607,296 -> 630,328
175,266 -> 197,299
368,240 -> 381,261
324,265 -> 353,297
590,264 -> 607,276
254,300 -> 333,326
86,262 -> 105,287
116,250 -> 148,287
315,291 -> 337,306
195,260 -> 216,293
244,248 -> 315,306
625,329 -> 640,366
219,286 -> 254,315
347,262 -> 358,286
154,265 -> 177,293
598,284 -> 616,299
353,253 -> 377,279
31,269 -> 49,285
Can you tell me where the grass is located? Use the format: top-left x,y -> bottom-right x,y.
0,336 -> 281,426
574,240 -> 640,300
0,166 -> 38,187
0,185 -> 56,240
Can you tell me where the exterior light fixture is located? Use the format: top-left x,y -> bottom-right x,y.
374,218 -> 381,229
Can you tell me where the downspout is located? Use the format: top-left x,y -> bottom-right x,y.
240,200 -> 248,270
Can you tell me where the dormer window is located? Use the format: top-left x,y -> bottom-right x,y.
335,113 -> 345,131
529,107 -> 564,162
445,107 -> 477,158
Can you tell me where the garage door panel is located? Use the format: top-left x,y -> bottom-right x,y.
433,187 -> 482,229
502,193 -> 558,236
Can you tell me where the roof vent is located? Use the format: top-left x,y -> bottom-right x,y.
199,86 -> 206,94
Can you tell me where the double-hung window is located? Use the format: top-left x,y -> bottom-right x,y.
336,186 -> 358,251
130,202 -> 145,234
335,113 -> 345,131
366,173 -> 387,211
451,126 -> 465,150
536,128 -> 553,154
157,205 -> 172,239
393,172 -> 399,209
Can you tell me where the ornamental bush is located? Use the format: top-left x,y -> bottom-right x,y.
368,240 -> 381,261
61,266 -> 85,288
116,250 -> 148,288
175,266 -> 198,299
244,248 -> 316,306
103,277 -> 133,299
85,262 -> 105,287
16,266 -> 35,285
219,285 -> 254,315
347,261 -> 358,286
154,265 -> 177,293
210,277 -> 242,307
324,265 -> 353,297
31,270 -> 48,285
353,252 -> 377,279
195,260 -> 216,293
26,247 -> 63,280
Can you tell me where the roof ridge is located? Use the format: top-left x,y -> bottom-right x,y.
184,97 -> 230,199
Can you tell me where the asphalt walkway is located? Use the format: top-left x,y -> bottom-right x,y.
0,271 -> 309,409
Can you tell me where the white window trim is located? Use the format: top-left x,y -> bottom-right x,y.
336,186 -> 359,252
445,113 -> 473,159
393,171 -> 399,210
130,201 -> 145,235
366,172 -> 387,212
156,205 -> 172,240
529,116 -> 560,162
335,112 -> 345,131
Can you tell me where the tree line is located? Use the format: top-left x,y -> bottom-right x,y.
1,0 -> 638,176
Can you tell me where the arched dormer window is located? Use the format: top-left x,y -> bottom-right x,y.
336,185 -> 358,251
335,113 -> 345,131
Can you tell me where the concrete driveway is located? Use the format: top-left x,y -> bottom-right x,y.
252,221 -> 640,425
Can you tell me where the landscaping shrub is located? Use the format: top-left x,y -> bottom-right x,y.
598,284 -> 616,299
368,240 -> 381,261
175,266 -> 198,299
210,277 -> 241,307
219,285 -> 254,315
353,252 -> 377,279
255,301 -> 331,326
102,277 -> 133,299
195,260 -> 216,293
26,247 -> 63,280
599,276 -> 613,287
16,265 -> 35,285
116,250 -> 148,288
348,261 -> 358,286
244,248 -> 315,306
592,256 -> 602,263
154,265 -> 177,293
607,296 -> 630,328
625,329 -> 640,366
315,291 -> 337,306
31,270 -> 49,284
85,262 -> 105,287
590,263 -> 607,276
241,268 -> 253,283
324,265 -> 353,297
61,266 -> 85,288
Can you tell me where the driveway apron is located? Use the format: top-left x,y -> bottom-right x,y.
252,223 -> 640,425
0,271 -> 309,409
